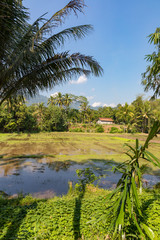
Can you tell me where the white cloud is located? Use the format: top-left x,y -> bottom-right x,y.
92,102 -> 103,107
51,92 -> 58,97
70,75 -> 87,84
92,102 -> 116,108
87,96 -> 94,101
103,103 -> 116,108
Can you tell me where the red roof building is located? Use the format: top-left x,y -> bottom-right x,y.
97,118 -> 114,124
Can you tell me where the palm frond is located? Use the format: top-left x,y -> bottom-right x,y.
35,0 -> 85,36
1,52 -> 102,102
0,0 -> 29,61
0,1 -> 103,103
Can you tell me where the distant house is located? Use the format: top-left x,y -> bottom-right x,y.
97,118 -> 114,125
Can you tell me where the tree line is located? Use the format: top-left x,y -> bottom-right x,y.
0,93 -> 159,133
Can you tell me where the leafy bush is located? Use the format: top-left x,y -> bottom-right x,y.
42,106 -> 68,132
69,128 -> 83,132
95,125 -> 104,133
109,127 -> 119,133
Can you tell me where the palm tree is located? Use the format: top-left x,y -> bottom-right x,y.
55,92 -> 64,108
80,100 -> 89,123
0,0 -> 103,104
34,102 -> 46,130
63,93 -> 73,110
47,96 -> 56,106
142,101 -> 152,132
4,95 -> 25,114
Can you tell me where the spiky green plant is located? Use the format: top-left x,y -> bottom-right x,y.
106,121 -> 160,239
0,0 -> 103,104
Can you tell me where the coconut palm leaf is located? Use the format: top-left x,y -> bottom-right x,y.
0,0 -> 103,104
35,0 -> 86,37
0,1 -> 28,60
1,52 -> 101,102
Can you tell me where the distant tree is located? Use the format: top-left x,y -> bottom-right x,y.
0,97 -> 38,132
55,92 -> 64,108
115,103 -> 135,125
86,107 -> 94,123
43,105 -> 68,131
0,0 -> 103,104
34,103 -> 46,130
47,96 -> 57,106
97,106 -> 114,119
63,93 -> 73,110
142,28 -> 160,99
150,99 -> 160,121
67,108 -> 80,123
142,101 -> 152,132
132,96 -> 144,132
79,99 -> 89,123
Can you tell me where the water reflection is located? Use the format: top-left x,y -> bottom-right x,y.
0,157 -> 160,198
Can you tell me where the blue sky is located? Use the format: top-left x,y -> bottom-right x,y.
24,0 -> 160,107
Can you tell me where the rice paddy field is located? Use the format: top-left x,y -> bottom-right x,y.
0,132 -> 160,198
0,132 -> 160,167
0,132 -> 160,239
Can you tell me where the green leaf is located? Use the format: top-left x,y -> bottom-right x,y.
144,150 -> 160,167
124,143 -> 136,154
132,214 -> 145,238
143,121 -> 160,149
143,152 -> 160,168
141,223 -> 157,240
131,176 -> 141,215
126,192 -> 132,217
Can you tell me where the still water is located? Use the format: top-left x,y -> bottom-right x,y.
0,158 -> 159,198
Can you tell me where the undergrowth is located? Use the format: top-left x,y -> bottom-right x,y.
0,187 -> 159,240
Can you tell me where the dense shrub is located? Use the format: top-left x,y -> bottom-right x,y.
41,106 -> 68,132
109,127 -> 119,133
95,125 -> 104,133
69,128 -> 83,132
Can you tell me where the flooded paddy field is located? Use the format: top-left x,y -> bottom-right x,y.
0,132 -> 160,198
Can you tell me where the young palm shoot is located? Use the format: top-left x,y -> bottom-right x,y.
106,121 -> 160,239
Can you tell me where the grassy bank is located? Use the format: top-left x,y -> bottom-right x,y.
0,186 -> 159,239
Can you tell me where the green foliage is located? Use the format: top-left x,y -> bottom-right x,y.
42,106 -> 68,132
0,189 -> 159,239
0,98 -> 38,133
0,93 -> 160,133
142,28 -> 160,99
110,127 -> 119,133
95,125 -> 104,133
69,128 -> 84,132
106,121 -> 160,239
110,127 -> 123,133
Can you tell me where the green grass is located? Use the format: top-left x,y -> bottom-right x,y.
0,187 -> 159,239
